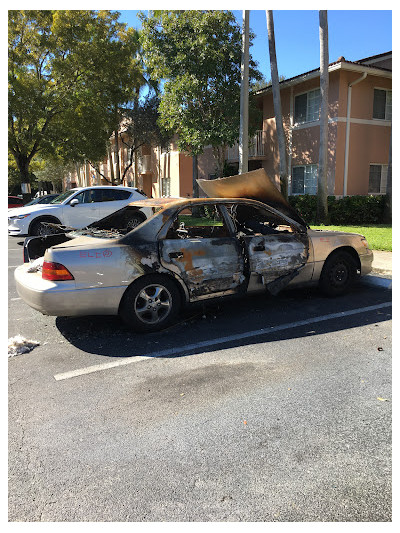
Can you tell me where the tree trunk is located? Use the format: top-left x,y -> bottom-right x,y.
317,10 -> 329,224
14,153 -> 32,202
107,145 -> 115,186
192,154 -> 201,216
239,10 -> 249,175
114,128 -> 121,185
192,154 -> 199,198
266,10 -> 288,199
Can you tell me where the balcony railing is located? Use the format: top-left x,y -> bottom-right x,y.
226,130 -> 267,160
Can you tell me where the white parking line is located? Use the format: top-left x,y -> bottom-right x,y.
54,302 -> 392,382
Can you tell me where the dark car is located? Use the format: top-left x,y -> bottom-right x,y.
24,194 -> 60,206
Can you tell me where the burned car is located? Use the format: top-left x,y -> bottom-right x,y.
15,169 -> 373,332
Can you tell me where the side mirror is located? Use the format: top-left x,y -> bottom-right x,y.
70,198 -> 79,207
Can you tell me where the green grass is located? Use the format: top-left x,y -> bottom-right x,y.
310,225 -> 392,251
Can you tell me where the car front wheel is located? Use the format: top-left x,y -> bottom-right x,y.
319,250 -> 358,296
120,275 -> 181,332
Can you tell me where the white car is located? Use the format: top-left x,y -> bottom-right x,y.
8,186 -> 151,236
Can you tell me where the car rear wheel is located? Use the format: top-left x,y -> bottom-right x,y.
319,250 -> 358,296
120,275 -> 181,332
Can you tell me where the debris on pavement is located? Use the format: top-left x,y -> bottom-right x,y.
8,335 -> 40,357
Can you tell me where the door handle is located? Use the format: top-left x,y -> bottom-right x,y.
253,244 -> 265,251
169,251 -> 183,259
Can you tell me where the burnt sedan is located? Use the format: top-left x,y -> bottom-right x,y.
15,170 -> 373,332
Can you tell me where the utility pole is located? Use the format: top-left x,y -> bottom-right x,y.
239,10 -> 249,174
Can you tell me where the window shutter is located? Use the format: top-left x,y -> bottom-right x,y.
294,94 -> 307,124
373,89 -> 386,119
292,166 -> 304,194
368,165 -> 382,193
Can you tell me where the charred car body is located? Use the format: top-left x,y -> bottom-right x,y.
15,170 -> 373,332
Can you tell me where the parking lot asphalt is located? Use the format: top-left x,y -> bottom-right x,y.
8,236 -> 392,522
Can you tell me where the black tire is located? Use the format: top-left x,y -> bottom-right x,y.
119,275 -> 181,332
319,250 -> 358,296
30,218 -> 61,236
126,212 -> 146,231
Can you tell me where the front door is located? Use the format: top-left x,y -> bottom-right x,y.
159,204 -> 244,299
61,190 -> 100,228
229,202 -> 309,286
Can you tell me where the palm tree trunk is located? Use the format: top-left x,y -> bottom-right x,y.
239,10 -> 249,174
317,10 -> 329,223
266,10 -> 288,199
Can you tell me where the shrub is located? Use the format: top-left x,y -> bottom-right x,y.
288,194 -> 386,225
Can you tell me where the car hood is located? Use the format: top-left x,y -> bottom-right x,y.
197,168 -> 307,227
8,204 -> 59,216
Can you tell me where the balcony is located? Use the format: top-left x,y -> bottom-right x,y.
226,130 -> 267,161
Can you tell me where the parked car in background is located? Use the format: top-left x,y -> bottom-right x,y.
8,186 -> 150,236
24,194 -> 60,206
8,196 -> 24,209
15,170 -> 373,333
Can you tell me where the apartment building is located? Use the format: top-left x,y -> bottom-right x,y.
65,51 -> 391,200
249,51 -> 392,197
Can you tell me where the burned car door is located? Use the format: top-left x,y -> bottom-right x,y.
159,204 -> 245,299
229,203 -> 309,290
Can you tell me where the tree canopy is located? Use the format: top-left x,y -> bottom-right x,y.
8,10 -> 142,187
139,10 -> 262,158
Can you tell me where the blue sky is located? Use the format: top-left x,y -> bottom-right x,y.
117,10 -> 392,81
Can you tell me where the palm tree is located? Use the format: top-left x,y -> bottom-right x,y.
266,10 -> 288,199
239,10 -> 250,174
317,10 -> 329,223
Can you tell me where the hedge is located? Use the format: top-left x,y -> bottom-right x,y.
288,194 -> 387,225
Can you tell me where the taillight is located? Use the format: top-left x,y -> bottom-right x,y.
42,261 -> 74,281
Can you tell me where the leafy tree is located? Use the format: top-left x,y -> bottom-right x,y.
88,95 -> 170,185
140,10 -> 262,196
8,10 -> 141,196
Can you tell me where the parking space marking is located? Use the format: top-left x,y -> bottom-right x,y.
54,302 -> 392,382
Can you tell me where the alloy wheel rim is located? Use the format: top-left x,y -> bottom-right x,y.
134,284 -> 172,324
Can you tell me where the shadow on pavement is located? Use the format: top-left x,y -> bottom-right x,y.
55,284 -> 392,359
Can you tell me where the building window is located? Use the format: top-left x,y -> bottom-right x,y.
161,177 -> 171,197
373,89 -> 392,120
292,164 -> 318,195
368,164 -> 388,193
294,89 -> 321,124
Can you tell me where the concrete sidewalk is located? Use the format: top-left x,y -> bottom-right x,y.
371,250 -> 392,276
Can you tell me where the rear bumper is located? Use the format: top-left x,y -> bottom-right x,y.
15,264 -> 126,316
